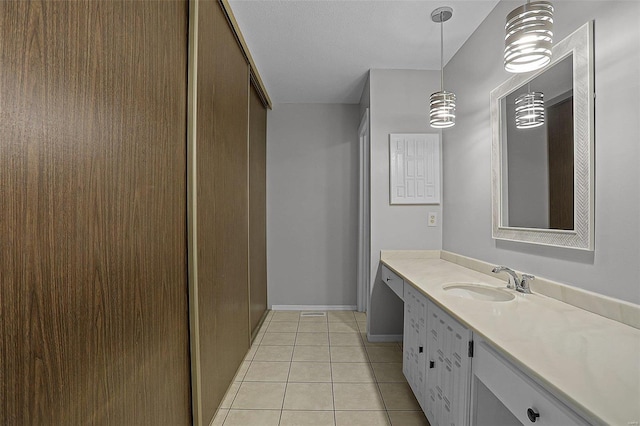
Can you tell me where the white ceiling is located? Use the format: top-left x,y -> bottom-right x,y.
228,0 -> 500,104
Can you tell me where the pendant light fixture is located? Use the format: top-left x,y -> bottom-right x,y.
504,1 -> 554,73
515,84 -> 544,129
429,6 -> 455,129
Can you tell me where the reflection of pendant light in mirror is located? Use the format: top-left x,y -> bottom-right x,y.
515,87 -> 544,129
504,1 -> 554,73
430,7 -> 455,129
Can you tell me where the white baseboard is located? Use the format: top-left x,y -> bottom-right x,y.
270,305 -> 358,311
366,333 -> 403,343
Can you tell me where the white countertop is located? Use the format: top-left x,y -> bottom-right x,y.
381,253 -> 640,426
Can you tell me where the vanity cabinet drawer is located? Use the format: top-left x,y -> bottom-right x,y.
382,264 -> 404,301
473,341 -> 587,426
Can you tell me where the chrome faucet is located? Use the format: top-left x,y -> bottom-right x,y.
491,266 -> 535,294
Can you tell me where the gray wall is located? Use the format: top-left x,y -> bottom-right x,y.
368,69 -> 442,336
267,103 -> 360,306
443,1 -> 640,303
359,71 -> 370,117
504,92 -> 549,229
504,56 -> 573,229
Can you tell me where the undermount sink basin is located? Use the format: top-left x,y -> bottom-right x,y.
442,283 -> 515,302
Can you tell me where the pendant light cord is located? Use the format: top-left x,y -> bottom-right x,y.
440,11 -> 444,91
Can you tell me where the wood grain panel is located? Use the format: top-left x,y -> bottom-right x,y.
548,97 -> 574,230
195,1 -> 250,423
249,83 -> 268,336
0,1 -> 191,424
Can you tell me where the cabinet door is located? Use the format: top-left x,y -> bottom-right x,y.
426,306 -> 440,423
403,283 -> 428,410
415,291 -> 428,411
403,284 -> 417,388
427,301 -> 473,426
473,341 -> 587,426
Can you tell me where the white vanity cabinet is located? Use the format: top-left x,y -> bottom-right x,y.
426,300 -> 473,426
382,264 -> 404,301
384,254 -> 632,425
403,283 -> 428,410
402,281 -> 473,426
472,340 -> 589,426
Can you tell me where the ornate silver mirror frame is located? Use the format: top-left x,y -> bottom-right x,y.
491,21 -> 594,250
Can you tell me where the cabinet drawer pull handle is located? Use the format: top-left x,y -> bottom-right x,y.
429,360 -> 435,369
527,408 -> 540,422
386,277 -> 392,282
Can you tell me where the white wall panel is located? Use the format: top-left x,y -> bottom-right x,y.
390,133 -> 440,205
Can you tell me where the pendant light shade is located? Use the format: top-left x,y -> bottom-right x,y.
504,1 -> 554,73
515,91 -> 544,129
430,91 -> 456,128
430,7 -> 455,129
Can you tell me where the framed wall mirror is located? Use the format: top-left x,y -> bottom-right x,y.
491,21 -> 594,250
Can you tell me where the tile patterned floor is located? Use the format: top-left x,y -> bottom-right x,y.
212,310 -> 430,426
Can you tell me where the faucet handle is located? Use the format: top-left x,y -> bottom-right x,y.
520,274 -> 535,293
505,276 -> 515,289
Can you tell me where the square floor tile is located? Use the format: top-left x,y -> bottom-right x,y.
366,346 -> 403,363
280,410 -> 335,426
371,363 -> 407,383
244,361 -> 290,382
329,322 -> 360,333
272,311 -> 301,322
223,409 -> 281,426
283,383 -> 334,410
378,383 -> 422,410
295,332 -> 329,346
288,362 -> 332,382
357,321 -> 367,332
330,346 -> 369,363
328,311 -> 356,322
253,345 -> 294,362
333,383 -> 385,410
331,363 -> 375,383
267,321 -> 299,332
231,382 -> 286,409
293,345 -> 331,362
329,332 -> 363,346
387,410 -> 429,426
354,312 -> 366,321
335,410 -> 390,426
261,332 -> 297,346
298,322 -> 329,332
219,382 -> 240,408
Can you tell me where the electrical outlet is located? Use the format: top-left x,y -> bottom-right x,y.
428,212 -> 438,227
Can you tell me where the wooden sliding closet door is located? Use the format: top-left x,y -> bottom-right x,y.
0,1 -> 191,425
249,83 -> 268,335
193,1 -> 250,423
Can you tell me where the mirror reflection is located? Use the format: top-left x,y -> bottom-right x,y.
500,55 -> 574,230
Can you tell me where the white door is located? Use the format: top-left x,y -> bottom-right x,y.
357,109 -> 370,312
